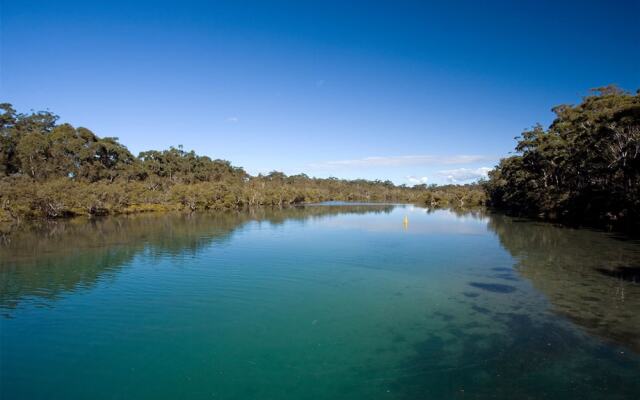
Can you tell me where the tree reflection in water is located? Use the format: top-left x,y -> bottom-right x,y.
0,205 -> 392,313
487,214 -> 640,352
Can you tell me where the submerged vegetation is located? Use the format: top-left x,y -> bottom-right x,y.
485,86 -> 640,229
0,103 -> 484,224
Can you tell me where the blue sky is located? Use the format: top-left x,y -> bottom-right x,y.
2,0 -> 639,184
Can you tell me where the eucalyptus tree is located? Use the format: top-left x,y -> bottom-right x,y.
486,86 -> 640,227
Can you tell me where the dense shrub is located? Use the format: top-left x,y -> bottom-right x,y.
484,86 -> 640,228
0,102 -> 485,222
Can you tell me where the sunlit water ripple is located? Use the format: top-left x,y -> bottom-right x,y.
1,205 -> 639,399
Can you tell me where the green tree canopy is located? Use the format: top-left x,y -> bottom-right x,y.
485,86 -> 640,228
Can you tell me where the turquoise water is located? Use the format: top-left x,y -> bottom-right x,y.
1,205 -> 639,399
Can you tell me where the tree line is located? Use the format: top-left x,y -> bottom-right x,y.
484,86 -> 640,229
0,103 -> 484,223
3,85 -> 638,228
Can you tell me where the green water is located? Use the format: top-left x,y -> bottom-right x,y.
1,205 -> 639,399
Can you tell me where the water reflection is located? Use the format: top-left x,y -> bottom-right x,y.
0,205 -> 392,312
3,206 -> 639,355
488,214 -> 640,352
1,206 -> 640,400
386,211 -> 640,400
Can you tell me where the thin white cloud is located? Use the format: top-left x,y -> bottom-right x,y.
438,167 -> 492,183
407,176 -> 429,185
309,155 -> 491,169
226,117 -> 239,123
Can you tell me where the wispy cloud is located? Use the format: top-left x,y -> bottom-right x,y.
226,117 -> 239,123
406,175 -> 429,185
437,167 -> 492,183
309,155 -> 491,169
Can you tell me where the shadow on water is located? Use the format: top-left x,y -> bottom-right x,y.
380,210 -> 640,399
0,205 -> 392,314
388,311 -> 640,400
596,266 -> 640,282
468,282 -> 517,293
486,213 -> 640,353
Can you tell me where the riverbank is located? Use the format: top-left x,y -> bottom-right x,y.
0,175 -> 486,225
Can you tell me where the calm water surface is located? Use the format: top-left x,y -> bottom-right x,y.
1,205 -> 639,399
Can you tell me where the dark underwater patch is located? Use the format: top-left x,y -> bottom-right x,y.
471,304 -> 491,314
462,291 -> 480,298
596,266 -> 640,283
392,333 -> 407,343
495,273 -> 519,281
386,310 -> 640,400
433,311 -> 454,322
469,282 -> 516,293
